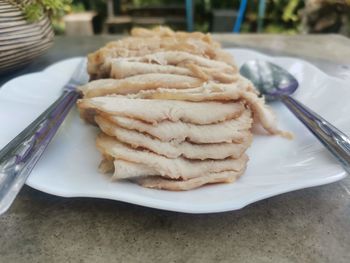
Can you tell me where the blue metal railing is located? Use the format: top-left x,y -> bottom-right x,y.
257,0 -> 266,32
233,0 -> 266,33
233,0 -> 248,33
186,0 -> 194,32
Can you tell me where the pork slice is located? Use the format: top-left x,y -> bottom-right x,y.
99,155 -> 114,173
106,109 -> 252,143
130,26 -> 218,47
185,63 -> 238,83
102,36 -> 215,57
95,115 -> 252,160
241,92 -> 293,138
131,78 -> 254,101
105,37 -> 161,51
122,51 -> 235,73
131,81 -> 291,137
213,49 -> 237,67
96,134 -> 249,180
88,46 -> 153,79
111,159 -> 245,190
78,97 -> 244,125
88,37 -> 162,63
78,73 -> 203,98
87,26 -> 235,79
109,60 -> 237,83
87,35 -> 224,78
131,26 -> 176,37
110,60 -> 191,79
134,170 -> 245,191
113,160 -> 154,179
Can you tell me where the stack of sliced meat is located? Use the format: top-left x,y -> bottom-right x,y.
77,27 -> 287,191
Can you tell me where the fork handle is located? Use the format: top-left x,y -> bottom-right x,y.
281,95 -> 350,174
0,90 -> 80,215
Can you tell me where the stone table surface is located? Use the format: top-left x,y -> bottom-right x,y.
0,34 -> 350,263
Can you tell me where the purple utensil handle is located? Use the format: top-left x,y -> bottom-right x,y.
0,90 -> 80,215
281,95 -> 350,174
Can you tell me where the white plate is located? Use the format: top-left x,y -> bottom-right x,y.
0,49 -> 348,214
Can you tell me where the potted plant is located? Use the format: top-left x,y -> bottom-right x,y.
0,0 -> 71,74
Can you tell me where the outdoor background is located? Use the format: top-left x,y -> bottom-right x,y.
56,0 -> 350,36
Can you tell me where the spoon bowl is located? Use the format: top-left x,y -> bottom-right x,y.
240,59 -> 350,174
240,60 -> 298,101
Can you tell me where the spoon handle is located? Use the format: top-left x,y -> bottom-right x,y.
0,90 -> 80,215
281,95 -> 350,174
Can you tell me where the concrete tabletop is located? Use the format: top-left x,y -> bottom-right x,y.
0,34 -> 349,263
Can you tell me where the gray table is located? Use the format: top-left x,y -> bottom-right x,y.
0,35 -> 349,263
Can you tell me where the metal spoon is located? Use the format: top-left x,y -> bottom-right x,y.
240,60 -> 350,174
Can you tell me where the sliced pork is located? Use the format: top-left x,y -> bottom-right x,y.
111,159 -> 245,191
104,109 -> 252,143
95,115 -> 252,160
96,134 -> 249,180
134,171 -> 244,191
110,61 -> 191,79
87,28 -> 235,79
78,73 -> 203,98
119,51 -> 235,73
78,97 -> 245,125
109,60 -> 237,83
129,82 -> 290,137
79,26 -> 286,191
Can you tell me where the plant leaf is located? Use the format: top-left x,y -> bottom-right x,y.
24,3 -> 44,22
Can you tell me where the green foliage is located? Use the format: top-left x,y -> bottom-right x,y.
71,2 -> 85,12
282,0 -> 300,22
23,3 -> 44,22
7,0 -> 72,22
239,0 -> 304,34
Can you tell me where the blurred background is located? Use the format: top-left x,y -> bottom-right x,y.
57,0 -> 350,36
1,0 -> 349,77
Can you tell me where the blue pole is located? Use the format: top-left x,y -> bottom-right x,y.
186,0 -> 194,32
257,0 -> 266,32
233,0 -> 248,33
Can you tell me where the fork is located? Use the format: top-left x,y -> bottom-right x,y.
0,58 -> 88,215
